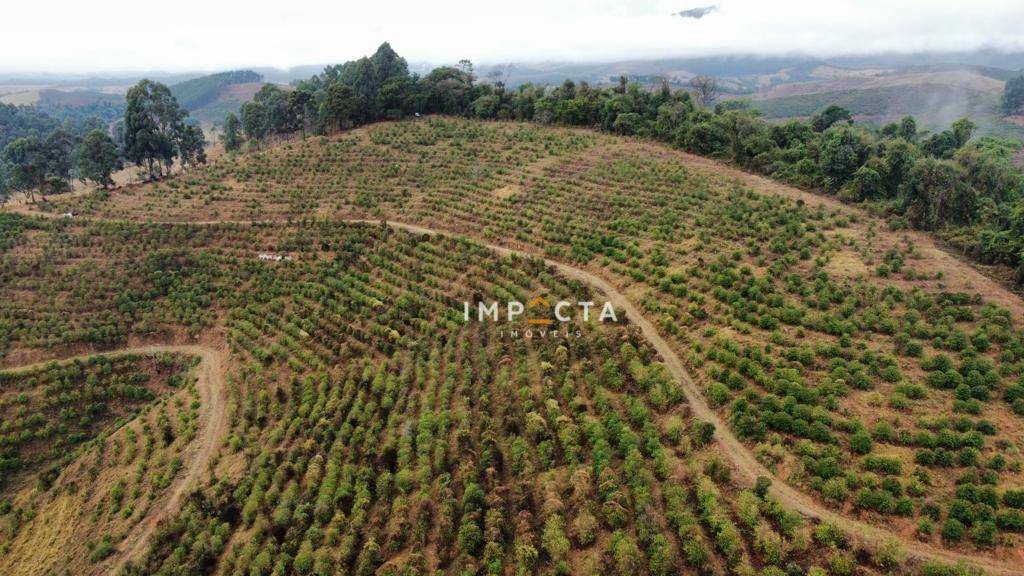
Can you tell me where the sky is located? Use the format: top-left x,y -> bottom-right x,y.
3,0 -> 1024,73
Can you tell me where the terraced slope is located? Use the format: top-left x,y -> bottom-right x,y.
0,348 -> 208,575
32,118 -> 1024,564
0,217 -> 937,576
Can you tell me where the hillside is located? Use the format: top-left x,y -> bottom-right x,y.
169,70 -> 266,125
745,69 -> 1024,139
0,212 -> 926,576
6,118 -> 1024,575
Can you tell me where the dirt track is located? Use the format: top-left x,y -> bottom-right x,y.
3,214 -> 1023,573
0,345 -> 227,576
359,219 -> 1024,576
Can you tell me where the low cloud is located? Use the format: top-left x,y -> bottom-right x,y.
674,5 -> 718,19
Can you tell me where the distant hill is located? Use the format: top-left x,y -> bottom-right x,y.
35,89 -> 125,125
170,70 -> 263,111
743,67 -> 1024,139
169,70 -> 272,125
0,87 -> 123,107
476,53 -> 1023,90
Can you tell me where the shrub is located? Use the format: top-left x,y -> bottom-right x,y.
542,515 -> 571,562
572,510 -> 599,546
941,518 -> 966,543
849,431 -> 872,454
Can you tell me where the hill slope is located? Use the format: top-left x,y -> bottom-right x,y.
7,118 -> 1024,573
170,70 -> 266,124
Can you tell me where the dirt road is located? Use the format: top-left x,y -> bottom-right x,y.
364,219 -> 1024,576
0,345 -> 228,576
2,213 -> 1020,573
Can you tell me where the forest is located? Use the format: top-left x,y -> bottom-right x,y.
0,80 -> 205,200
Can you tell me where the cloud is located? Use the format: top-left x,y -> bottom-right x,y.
1,0 -> 1023,73
674,5 -> 718,19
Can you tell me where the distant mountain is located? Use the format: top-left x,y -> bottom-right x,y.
475,52 -> 1024,92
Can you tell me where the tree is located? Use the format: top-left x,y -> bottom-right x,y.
921,118 -> 975,159
1003,75 -> 1024,115
75,129 -> 121,188
1,136 -> 49,202
253,84 -> 293,134
240,101 -> 269,144
903,157 -> 977,229
819,125 -> 871,190
177,124 -> 206,167
322,84 -> 364,131
221,112 -> 243,152
811,105 -> 852,132
422,66 -> 475,114
288,89 -> 314,136
690,75 -> 718,106
377,76 -> 419,120
457,59 -> 476,83
123,79 -> 187,179
897,116 -> 918,141
44,128 -> 77,189
880,138 -> 918,196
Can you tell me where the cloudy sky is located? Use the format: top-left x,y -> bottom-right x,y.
3,0 -> 1023,73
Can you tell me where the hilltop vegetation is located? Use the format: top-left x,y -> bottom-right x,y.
6,43 -> 1024,575
202,44 -> 1024,285
0,78 -> 207,201
5,44 -> 1022,283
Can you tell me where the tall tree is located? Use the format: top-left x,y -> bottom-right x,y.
422,67 -> 474,115
240,101 -> 269,145
178,124 -> 207,167
75,129 -> 121,188
903,158 -> 977,229
44,128 -> 77,190
253,84 -> 293,134
322,84 -> 364,131
123,80 -> 186,180
819,125 -> 871,190
2,137 -> 49,202
689,75 -> 719,107
221,112 -> 243,152
288,89 -> 314,137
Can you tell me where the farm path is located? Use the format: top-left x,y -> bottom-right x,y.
2,207 -> 1021,573
358,219 -> 1024,576
1,345 -> 227,576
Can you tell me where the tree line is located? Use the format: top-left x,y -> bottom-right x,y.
4,43 -> 1022,280
221,43 -> 1024,281
0,80 -> 205,202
